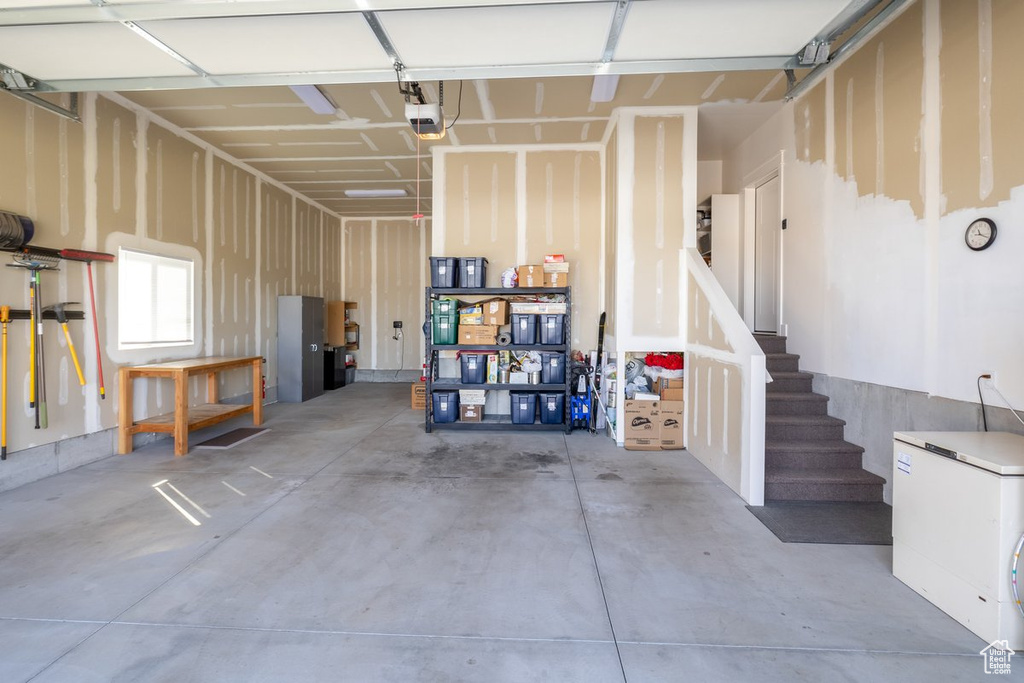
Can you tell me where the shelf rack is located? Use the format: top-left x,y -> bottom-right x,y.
424,286 -> 572,434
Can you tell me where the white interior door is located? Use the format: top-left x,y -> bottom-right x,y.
753,175 -> 781,333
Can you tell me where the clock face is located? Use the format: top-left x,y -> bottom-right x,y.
966,218 -> 996,251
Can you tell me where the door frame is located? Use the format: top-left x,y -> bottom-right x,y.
742,152 -> 785,335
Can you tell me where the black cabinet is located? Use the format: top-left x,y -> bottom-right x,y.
424,287 -> 572,433
277,295 -> 324,402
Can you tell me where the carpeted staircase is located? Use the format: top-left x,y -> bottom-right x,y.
756,335 -> 885,502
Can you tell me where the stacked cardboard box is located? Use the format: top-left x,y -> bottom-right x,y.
624,400 -> 660,450
517,265 -> 544,288
657,377 -> 684,401
624,398 -> 684,450
481,298 -> 509,325
542,255 -> 570,288
458,325 -> 498,345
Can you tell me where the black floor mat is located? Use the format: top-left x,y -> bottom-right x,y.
195,427 -> 269,450
747,501 -> 892,545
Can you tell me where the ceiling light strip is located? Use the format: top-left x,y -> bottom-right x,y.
600,0 -> 632,63
121,20 -> 208,78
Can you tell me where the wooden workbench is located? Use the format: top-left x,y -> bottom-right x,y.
118,356 -> 264,456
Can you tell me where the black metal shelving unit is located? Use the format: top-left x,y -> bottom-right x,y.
425,286 -> 572,433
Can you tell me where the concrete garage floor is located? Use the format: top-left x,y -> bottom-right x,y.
0,383 -> 990,681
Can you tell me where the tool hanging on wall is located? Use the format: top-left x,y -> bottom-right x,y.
34,269 -> 48,429
85,262 -> 105,399
44,303 -> 85,386
1,305 -> 9,460
8,254 -> 59,430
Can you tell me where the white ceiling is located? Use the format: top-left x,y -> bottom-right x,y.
0,0 -> 882,216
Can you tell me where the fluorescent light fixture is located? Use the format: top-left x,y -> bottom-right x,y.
290,85 -> 337,115
591,73 -> 620,103
344,189 -> 408,198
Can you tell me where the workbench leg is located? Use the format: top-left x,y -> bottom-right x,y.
174,372 -> 189,456
117,368 -> 133,454
207,372 -> 218,404
252,359 -> 263,426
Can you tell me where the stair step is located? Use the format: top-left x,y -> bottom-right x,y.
766,415 -> 846,441
765,468 -> 885,502
754,334 -> 788,354
766,392 -> 829,416
767,371 -> 814,393
765,353 -> 800,373
766,440 -> 865,469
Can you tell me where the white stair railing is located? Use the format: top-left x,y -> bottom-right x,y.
682,248 -> 766,506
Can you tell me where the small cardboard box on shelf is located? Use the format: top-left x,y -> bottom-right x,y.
460,404 -> 484,422
517,265 -> 544,288
481,298 -> 509,325
458,324 -> 499,345
459,389 -> 486,404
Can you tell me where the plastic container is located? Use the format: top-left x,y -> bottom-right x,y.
538,314 -> 565,345
460,353 -> 488,384
510,391 -> 538,425
431,298 -> 458,317
430,257 -> 458,288
511,313 -> 537,345
540,352 -> 566,384
432,390 -> 459,423
538,392 -> 565,424
458,257 -> 488,288
431,311 -> 458,345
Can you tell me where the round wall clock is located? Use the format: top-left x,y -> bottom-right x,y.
965,218 -> 997,251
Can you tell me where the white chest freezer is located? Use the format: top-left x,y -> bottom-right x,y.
892,431 -> 1024,648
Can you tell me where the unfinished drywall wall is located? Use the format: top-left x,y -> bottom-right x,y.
630,114 -> 687,339
342,217 -> 429,371
433,145 -> 605,352
603,126 -> 618,350
720,0 -> 1024,502
523,150 -> 602,350
0,90 -> 341,486
437,151 -> 518,271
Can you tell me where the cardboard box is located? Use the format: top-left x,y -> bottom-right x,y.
660,400 -> 684,450
517,265 -> 544,288
624,400 -> 661,451
459,304 -> 484,325
542,261 -> 569,273
411,383 -> 426,410
458,324 -> 499,345
481,298 -> 509,325
544,254 -> 565,263
327,301 -> 347,347
459,389 -> 486,405
509,371 -> 528,384
460,404 -> 484,422
543,271 -> 569,288
660,387 -> 684,401
487,354 -> 499,383
656,377 -> 684,394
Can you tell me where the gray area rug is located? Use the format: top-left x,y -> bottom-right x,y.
195,427 -> 269,450
747,501 -> 893,545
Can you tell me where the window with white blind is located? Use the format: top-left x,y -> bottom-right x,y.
118,248 -> 195,348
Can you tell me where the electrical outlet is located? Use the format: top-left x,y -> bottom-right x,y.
982,373 -> 997,389
393,321 -> 402,329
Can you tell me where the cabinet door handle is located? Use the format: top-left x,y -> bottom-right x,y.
310,343 -> 318,352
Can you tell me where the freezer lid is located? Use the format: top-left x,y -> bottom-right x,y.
894,431 -> 1024,475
